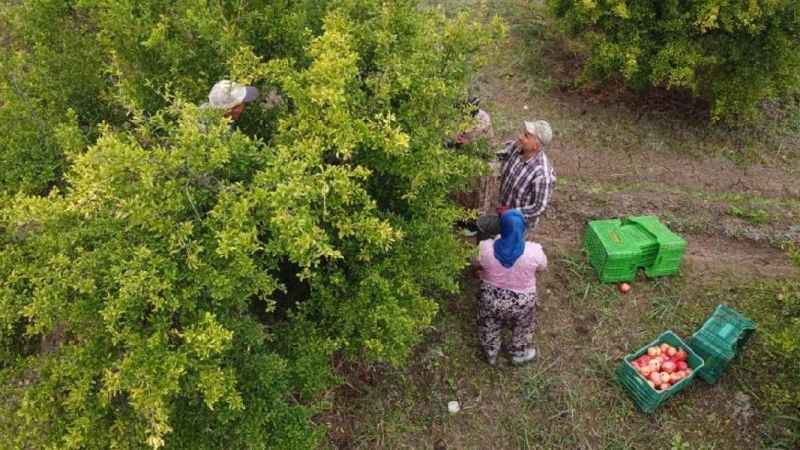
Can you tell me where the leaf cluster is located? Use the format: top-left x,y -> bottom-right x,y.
548,0 -> 800,122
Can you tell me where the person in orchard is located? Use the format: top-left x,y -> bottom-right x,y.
473,209 -> 547,366
450,97 -> 497,236
203,80 -> 260,121
475,120 -> 556,240
449,97 -> 495,148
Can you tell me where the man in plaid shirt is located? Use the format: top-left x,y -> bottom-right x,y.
476,120 -> 555,239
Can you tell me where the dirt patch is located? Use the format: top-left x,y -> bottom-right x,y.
683,234 -> 799,279
551,142 -> 800,200
476,1 -> 800,202
534,211 -> 798,281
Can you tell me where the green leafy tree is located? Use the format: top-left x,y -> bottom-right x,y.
0,1 -> 500,448
0,0 -> 326,194
548,0 -> 800,122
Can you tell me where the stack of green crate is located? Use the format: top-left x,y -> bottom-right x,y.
620,221 -> 659,267
616,330 -> 705,414
583,218 -> 642,283
626,216 -> 687,277
584,215 -> 686,283
687,305 -> 756,384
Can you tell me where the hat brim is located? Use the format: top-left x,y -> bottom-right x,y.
523,121 -> 537,136
242,86 -> 259,103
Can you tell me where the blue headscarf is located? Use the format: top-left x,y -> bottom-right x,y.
493,209 -> 528,268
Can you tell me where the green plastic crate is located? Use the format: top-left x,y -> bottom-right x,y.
626,216 -> 687,277
620,223 -> 659,267
687,305 -> 756,384
583,219 -> 641,283
585,216 -> 686,283
616,330 -> 705,414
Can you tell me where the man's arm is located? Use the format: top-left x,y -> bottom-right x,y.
498,141 -> 516,178
516,169 -> 554,220
456,112 -> 492,144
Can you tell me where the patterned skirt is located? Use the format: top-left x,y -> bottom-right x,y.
477,282 -> 538,357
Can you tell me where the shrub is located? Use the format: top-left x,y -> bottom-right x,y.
0,1 -> 498,448
0,0 -> 327,194
547,0 -> 800,122
0,0 -> 110,194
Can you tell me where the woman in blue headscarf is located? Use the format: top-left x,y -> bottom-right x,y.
473,209 -> 548,366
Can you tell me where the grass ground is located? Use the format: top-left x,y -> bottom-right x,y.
322,0 -> 800,448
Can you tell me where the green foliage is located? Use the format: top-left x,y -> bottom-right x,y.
734,246 -> 800,445
0,0 -> 498,448
751,269 -> 800,411
0,0 -> 326,194
0,0 -> 108,194
548,0 -> 800,122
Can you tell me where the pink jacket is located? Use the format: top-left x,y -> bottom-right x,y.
477,240 -> 547,294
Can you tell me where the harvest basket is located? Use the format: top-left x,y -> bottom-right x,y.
583,219 -> 641,283
584,216 -> 686,283
625,216 -> 687,277
616,330 -> 705,414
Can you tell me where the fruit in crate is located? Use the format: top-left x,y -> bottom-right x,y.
632,343 -> 693,391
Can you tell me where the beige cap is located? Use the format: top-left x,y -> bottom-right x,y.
523,120 -> 552,146
207,80 -> 259,110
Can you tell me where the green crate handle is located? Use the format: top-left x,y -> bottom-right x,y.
717,323 -> 735,340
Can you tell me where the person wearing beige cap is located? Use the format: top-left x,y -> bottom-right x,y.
203,80 -> 260,121
474,120 -> 556,239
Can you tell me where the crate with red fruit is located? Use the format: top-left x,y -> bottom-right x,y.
632,343 -> 692,390
616,331 -> 705,413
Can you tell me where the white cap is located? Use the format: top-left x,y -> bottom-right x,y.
207,80 -> 259,110
523,120 -> 552,146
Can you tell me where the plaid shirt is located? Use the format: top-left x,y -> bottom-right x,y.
499,142 -> 556,226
